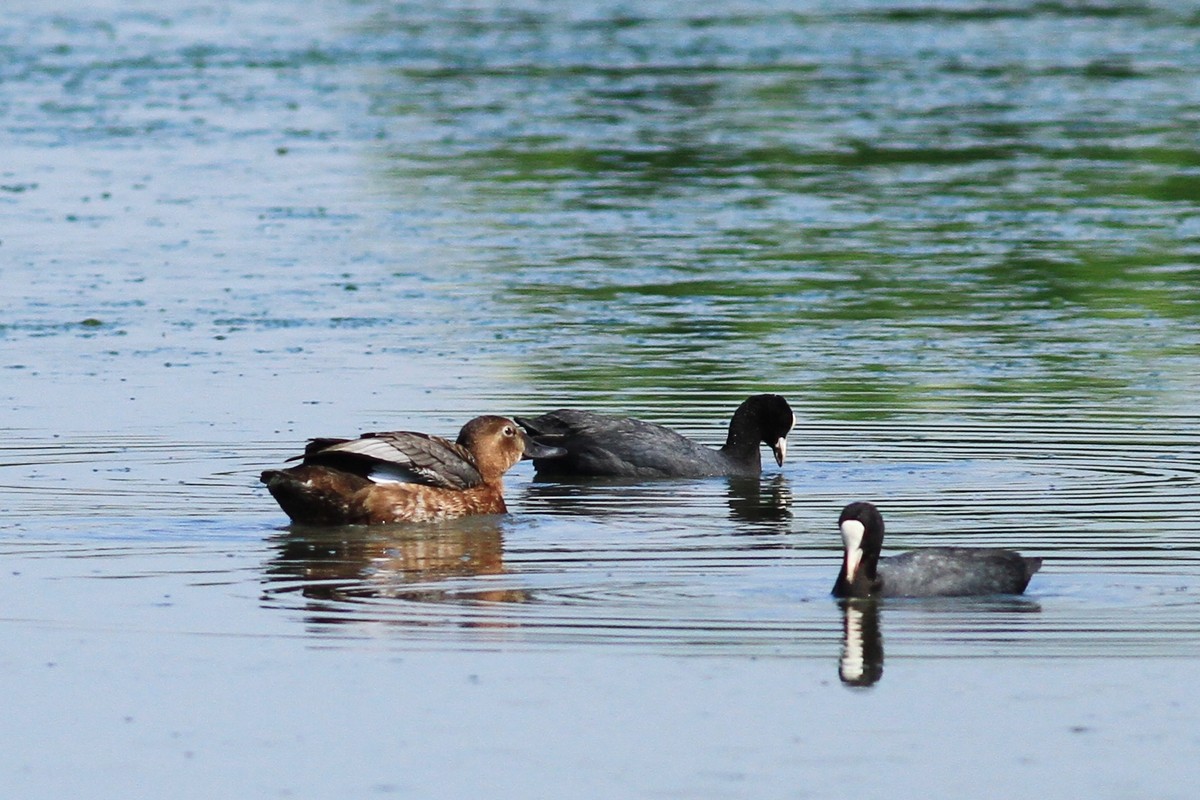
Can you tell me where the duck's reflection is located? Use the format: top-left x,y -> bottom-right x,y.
838,600 -> 885,688
264,516 -> 528,604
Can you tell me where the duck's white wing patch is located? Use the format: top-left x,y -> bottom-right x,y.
366,463 -> 426,485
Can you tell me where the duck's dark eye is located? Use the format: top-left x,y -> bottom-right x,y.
503,425 -> 515,437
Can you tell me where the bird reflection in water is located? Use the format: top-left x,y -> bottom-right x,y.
726,474 -> 793,527
519,474 -> 793,529
263,516 -> 528,611
838,600 -> 885,688
835,596 -> 1045,687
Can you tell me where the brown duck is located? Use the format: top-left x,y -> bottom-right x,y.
261,415 -> 564,524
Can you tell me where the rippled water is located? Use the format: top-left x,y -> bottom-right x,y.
4,1 -> 1200,797
6,416 -> 1198,664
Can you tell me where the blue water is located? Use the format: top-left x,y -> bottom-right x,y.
3,1 -> 1200,797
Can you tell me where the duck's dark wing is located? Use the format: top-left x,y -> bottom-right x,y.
301,431 -> 483,489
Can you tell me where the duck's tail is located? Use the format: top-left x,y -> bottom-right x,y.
260,466 -> 369,525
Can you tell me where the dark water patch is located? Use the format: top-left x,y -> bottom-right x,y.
1130,173 -> 1200,203
856,3 -> 1164,24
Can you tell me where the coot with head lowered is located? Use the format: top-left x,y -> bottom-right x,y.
516,394 -> 794,479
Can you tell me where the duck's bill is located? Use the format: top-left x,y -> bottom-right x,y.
771,437 -> 787,467
521,432 -> 567,460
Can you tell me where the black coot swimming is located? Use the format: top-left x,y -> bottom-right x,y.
516,394 -> 794,479
832,501 -> 1041,598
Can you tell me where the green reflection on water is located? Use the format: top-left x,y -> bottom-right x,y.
362,2 -> 1200,417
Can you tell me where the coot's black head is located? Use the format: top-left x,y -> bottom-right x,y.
729,394 -> 795,467
833,501 -> 886,598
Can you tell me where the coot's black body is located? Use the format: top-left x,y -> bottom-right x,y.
517,394 -> 794,479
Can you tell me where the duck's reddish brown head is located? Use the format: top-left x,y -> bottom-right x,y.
456,415 -> 564,483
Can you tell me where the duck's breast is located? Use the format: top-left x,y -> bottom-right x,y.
361,482 -> 507,524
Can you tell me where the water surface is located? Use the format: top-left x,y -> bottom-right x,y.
3,1 -> 1200,797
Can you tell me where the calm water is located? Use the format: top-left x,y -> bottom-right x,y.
3,1 -> 1200,797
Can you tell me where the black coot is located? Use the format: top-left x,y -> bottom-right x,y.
833,501 -> 1041,598
516,394 -> 794,479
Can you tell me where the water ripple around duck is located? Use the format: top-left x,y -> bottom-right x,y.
5,416 -> 1200,658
